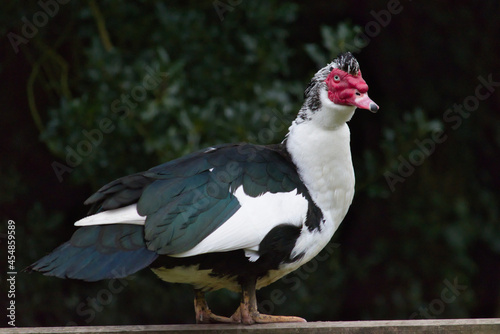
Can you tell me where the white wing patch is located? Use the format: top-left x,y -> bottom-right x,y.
74,204 -> 145,226
73,187 -> 309,262
170,186 -> 308,260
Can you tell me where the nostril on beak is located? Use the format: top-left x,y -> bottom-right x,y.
355,92 -> 361,96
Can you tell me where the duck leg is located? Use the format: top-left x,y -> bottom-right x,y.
194,289 -> 234,324
232,277 -> 307,325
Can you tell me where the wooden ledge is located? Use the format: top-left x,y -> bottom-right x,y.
5,319 -> 500,334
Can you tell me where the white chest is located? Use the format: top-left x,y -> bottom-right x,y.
281,120 -> 355,272
286,121 -> 355,223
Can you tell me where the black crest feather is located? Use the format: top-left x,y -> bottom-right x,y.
333,52 -> 360,76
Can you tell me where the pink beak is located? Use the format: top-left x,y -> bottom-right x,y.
353,92 -> 379,113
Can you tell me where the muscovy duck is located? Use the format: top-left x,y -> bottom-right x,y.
27,52 -> 378,325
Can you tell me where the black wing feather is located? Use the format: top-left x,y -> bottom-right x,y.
81,143 -> 306,255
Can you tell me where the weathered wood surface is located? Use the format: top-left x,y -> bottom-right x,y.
3,319 -> 500,334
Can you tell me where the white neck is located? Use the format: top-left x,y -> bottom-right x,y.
285,103 -> 356,227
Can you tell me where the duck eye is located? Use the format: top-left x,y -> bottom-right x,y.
334,75 -> 340,81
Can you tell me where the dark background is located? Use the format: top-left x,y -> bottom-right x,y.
1,0 -> 499,327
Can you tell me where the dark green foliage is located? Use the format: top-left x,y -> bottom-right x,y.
2,0 -> 500,326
